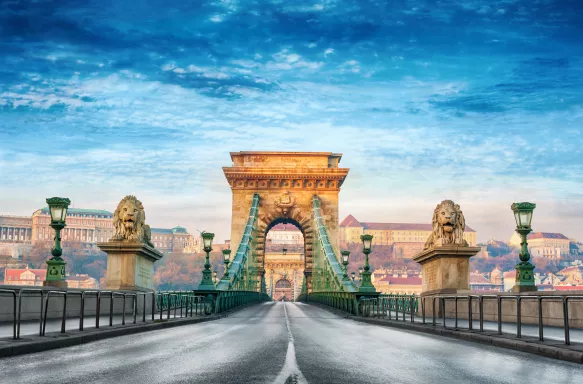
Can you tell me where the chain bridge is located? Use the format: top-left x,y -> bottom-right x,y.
0,151 -> 582,383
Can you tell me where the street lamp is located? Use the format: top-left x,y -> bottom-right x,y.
359,234 -> 376,292
511,202 -> 537,292
198,231 -> 215,290
351,272 -> 356,282
222,249 -> 231,278
282,248 -> 287,256
44,197 -> 71,288
341,250 -> 350,281
213,270 -> 218,285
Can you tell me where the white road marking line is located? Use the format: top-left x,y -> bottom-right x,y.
273,303 -> 308,384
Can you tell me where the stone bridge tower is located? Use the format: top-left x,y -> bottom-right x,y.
223,152 -> 349,292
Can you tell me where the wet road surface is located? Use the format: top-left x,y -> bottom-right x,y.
0,302 -> 581,384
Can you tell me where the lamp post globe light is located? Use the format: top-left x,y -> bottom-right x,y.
222,249 -> 231,278
341,250 -> 350,281
511,202 -> 538,292
358,234 -> 376,292
43,197 -> 71,288
351,272 -> 356,282
198,231 -> 216,290
282,248 -> 287,256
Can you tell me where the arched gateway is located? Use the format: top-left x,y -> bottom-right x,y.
223,152 -> 349,293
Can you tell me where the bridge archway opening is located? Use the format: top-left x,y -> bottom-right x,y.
263,218 -> 305,301
273,279 -> 293,301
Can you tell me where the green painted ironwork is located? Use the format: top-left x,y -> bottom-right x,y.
312,195 -> 357,293
300,291 -> 418,318
215,194 -> 260,291
156,290 -> 270,315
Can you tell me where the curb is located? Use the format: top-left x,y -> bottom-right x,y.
348,316 -> 583,364
0,315 -> 223,358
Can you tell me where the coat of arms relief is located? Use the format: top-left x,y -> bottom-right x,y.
274,190 -> 296,217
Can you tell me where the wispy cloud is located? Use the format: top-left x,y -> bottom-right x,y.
1,0 -> 582,242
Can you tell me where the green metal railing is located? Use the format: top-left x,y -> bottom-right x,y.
303,291 -> 360,314
214,290 -> 271,313
301,292 -> 419,318
156,290 -> 271,316
359,294 -> 419,320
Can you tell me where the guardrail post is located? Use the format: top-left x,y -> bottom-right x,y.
563,297 -> 570,345
538,296 -> 543,341
468,296 -> 473,331
517,296 -> 521,338
497,296 -> 502,334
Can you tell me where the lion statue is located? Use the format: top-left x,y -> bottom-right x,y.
111,195 -> 154,247
423,199 -> 468,250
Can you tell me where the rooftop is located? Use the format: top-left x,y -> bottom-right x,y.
528,232 -> 569,240
339,215 -> 475,232
39,207 -> 113,216
470,273 -> 495,285
151,228 -> 173,234
4,268 -> 46,280
377,276 -> 422,285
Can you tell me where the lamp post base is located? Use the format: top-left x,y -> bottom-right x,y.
198,269 -> 215,290
44,258 -> 67,289
512,262 -> 537,293
358,271 -> 376,293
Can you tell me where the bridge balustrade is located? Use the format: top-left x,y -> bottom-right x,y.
353,293 -> 583,346
0,288 -> 219,340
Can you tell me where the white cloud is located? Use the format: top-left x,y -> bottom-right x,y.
209,15 -> 224,22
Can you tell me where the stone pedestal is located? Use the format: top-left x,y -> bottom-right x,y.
413,245 -> 481,295
97,241 -> 163,291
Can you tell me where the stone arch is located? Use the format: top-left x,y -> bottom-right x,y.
223,151 -> 349,294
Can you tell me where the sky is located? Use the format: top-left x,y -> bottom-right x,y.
1,0 -> 582,244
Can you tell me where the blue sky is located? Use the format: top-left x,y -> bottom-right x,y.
1,0 -> 582,244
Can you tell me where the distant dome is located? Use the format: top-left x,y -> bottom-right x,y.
172,226 -> 187,234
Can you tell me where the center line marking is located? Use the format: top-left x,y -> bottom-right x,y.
273,303 -> 308,384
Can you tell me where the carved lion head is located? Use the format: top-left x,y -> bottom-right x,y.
425,199 -> 468,249
113,195 -> 146,241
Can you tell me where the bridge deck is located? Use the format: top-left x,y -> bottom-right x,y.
0,302 -> 580,384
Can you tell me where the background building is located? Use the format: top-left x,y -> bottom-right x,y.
0,207 -> 199,254
266,224 -> 303,245
3,267 -> 46,286
509,232 -> 571,257
66,274 -> 99,289
339,215 -> 477,256
371,268 -> 422,294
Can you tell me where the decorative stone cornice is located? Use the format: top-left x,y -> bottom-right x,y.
223,168 -> 349,190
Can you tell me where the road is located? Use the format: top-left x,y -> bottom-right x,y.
0,302 -> 581,384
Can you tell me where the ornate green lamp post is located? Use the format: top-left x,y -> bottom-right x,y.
222,249 -> 231,278
198,232 -> 215,290
359,234 -> 376,292
511,202 -> 538,292
341,250 -> 350,281
213,270 -> 218,285
351,271 -> 356,282
43,197 -> 71,289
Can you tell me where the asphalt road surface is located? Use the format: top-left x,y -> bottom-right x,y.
0,302 -> 581,384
